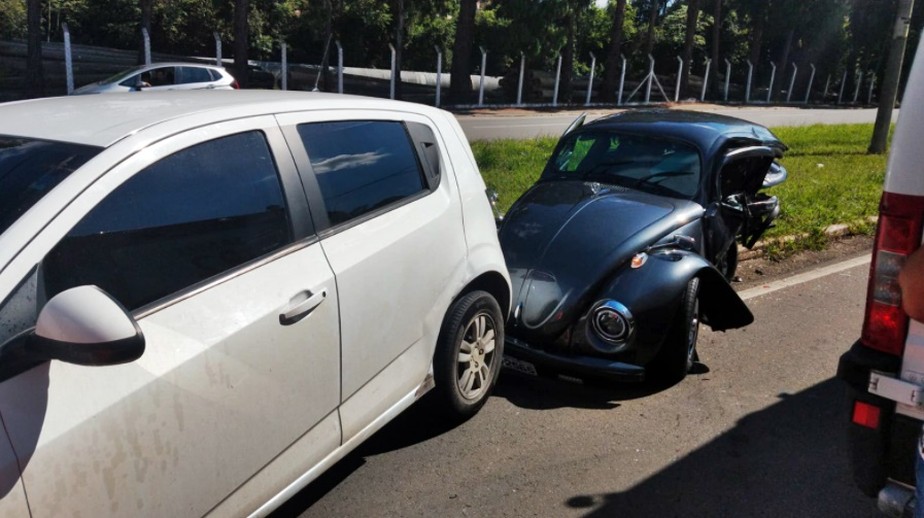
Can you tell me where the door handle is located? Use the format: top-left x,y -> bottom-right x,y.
279,289 -> 327,326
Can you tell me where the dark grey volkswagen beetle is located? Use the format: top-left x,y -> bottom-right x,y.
498,109 -> 787,383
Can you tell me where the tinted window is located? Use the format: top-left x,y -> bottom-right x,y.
0,269 -> 38,346
145,67 -> 175,87
0,137 -> 101,236
177,66 -> 213,84
297,121 -> 426,226
543,131 -> 701,199
43,131 -> 291,311
101,65 -> 146,86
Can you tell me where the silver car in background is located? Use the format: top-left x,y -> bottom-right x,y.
73,62 -> 238,94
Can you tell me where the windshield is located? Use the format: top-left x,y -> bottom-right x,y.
543,131 -> 702,199
0,137 -> 102,235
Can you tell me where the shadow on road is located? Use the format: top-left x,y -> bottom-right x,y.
562,378 -> 879,517
273,361 -> 730,517
270,399 -> 461,516
494,361 -> 713,411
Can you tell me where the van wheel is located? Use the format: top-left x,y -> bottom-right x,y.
651,277 -> 700,383
433,291 -> 504,421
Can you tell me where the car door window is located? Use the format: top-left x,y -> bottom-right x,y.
147,67 -> 175,87
176,66 -> 212,85
42,131 -> 292,311
296,121 -> 426,226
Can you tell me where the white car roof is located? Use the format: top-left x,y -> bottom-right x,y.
136,62 -> 228,70
0,91 -> 438,148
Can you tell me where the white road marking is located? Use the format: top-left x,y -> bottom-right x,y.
738,253 -> 872,301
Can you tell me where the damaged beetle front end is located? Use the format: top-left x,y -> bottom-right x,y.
498,110 -> 785,383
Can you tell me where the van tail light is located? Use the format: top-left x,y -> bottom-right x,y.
860,192 -> 924,356
231,79 -> 240,90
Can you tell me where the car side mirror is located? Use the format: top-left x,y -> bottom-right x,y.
30,285 -> 145,366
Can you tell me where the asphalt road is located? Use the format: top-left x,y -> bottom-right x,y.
457,106 -> 899,141
277,254 -> 880,517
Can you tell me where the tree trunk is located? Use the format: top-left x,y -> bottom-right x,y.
870,0 -> 915,153
680,0 -> 701,99
393,0 -> 405,100
138,0 -> 153,65
320,0 -> 333,91
602,0 -> 628,102
449,0 -> 478,103
561,5 -> 575,103
233,0 -> 249,88
748,4 -> 767,67
777,28 -> 794,101
708,0 -> 722,99
643,0 -> 661,58
26,0 -> 43,98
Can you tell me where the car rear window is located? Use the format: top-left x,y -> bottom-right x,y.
296,121 -> 427,226
0,136 -> 101,236
177,66 -> 213,84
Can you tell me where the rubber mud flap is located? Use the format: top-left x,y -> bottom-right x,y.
845,382 -> 892,497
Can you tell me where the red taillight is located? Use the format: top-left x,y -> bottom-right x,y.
851,400 -> 881,429
231,80 -> 240,90
860,192 -> 924,356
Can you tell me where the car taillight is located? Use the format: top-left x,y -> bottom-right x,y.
860,192 -> 924,356
231,80 -> 240,90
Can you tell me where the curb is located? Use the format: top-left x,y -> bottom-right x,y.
738,218 -> 876,262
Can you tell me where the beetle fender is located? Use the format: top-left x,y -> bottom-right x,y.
599,250 -> 753,337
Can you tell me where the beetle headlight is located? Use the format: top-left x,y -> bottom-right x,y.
588,300 -> 635,353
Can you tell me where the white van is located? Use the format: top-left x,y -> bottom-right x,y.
838,38 -> 924,515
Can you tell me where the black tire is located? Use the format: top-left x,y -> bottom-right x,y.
432,290 -> 504,421
651,277 -> 700,383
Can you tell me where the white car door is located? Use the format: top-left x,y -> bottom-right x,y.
0,119 -> 340,516
277,112 -> 466,440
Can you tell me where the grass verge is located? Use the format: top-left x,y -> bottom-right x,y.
472,123 -> 888,260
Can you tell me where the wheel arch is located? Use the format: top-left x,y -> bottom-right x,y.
595,250 -> 751,338
454,271 -> 511,320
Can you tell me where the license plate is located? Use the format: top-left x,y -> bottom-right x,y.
502,356 -> 538,376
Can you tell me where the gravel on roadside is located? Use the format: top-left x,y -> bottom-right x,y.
733,235 -> 873,292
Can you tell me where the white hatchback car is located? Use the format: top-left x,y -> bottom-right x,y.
0,91 -> 510,516
72,62 -> 238,94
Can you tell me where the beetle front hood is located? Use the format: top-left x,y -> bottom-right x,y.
499,181 -> 704,335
